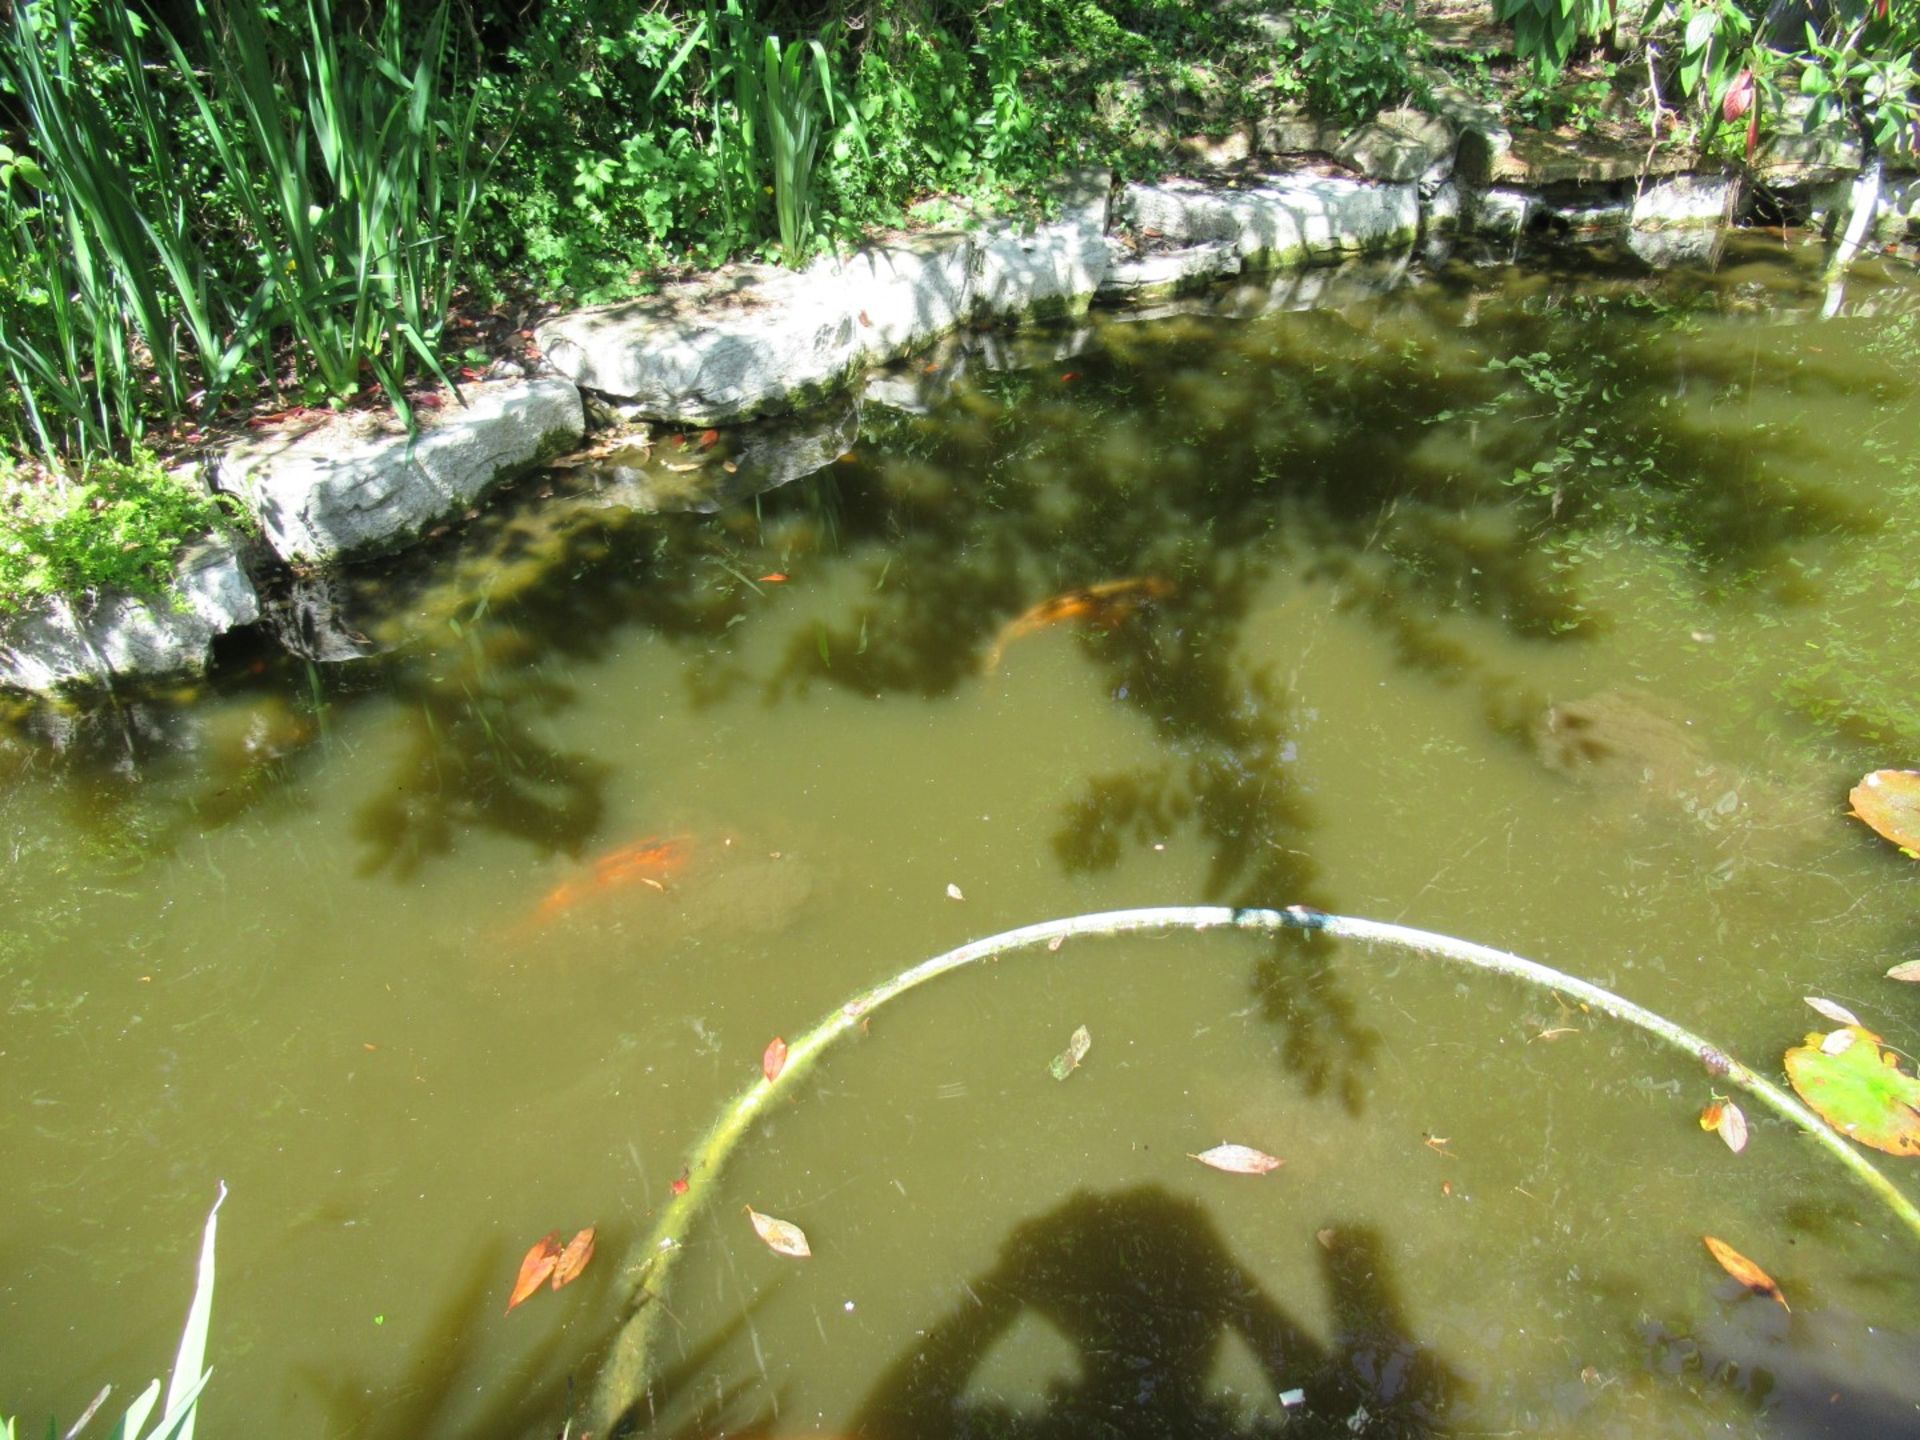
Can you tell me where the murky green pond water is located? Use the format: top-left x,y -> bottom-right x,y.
6,239 -> 1920,1439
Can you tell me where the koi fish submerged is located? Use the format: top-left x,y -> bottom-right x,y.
983,577 -> 1174,672
534,836 -> 691,922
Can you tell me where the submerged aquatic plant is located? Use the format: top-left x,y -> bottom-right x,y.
2,1183 -> 224,1440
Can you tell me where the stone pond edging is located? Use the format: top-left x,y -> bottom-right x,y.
5,102 -> 1915,698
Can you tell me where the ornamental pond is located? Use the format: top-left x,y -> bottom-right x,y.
4,237 -> 1920,1438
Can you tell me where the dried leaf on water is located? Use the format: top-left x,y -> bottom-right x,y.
1189,1143 -> 1284,1175
1821,1027 -> 1859,1056
946,883 -> 964,901
747,1206 -> 812,1258
1049,1025 -> 1092,1081
1805,996 -> 1862,1028
550,1227 -> 597,1288
507,1232 -> 562,1312
1699,1099 -> 1749,1153
763,1036 -> 789,1083
1703,1235 -> 1789,1310
1783,1024 -> 1920,1155
1887,960 -> 1920,983
1849,770 -> 1920,854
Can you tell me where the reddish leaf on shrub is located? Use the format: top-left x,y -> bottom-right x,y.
1722,69 -> 1755,123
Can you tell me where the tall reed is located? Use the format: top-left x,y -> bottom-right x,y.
158,0 -> 483,421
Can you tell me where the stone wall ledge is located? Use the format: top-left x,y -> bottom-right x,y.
0,534 -> 259,695
7,104 -> 1918,698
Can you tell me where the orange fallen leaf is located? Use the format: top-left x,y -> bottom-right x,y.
698,428 -> 720,449
1060,371 -> 1080,383
758,573 -> 788,583
747,1205 -> 811,1257
1189,1143 -> 1284,1175
507,1232 -> 562,1312
763,1036 -> 789,1083
551,1227 -> 596,1288
1850,769 -> 1920,854
1703,1235 -> 1789,1310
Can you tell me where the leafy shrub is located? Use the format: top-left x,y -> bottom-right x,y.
0,450 -> 237,615
1276,0 -> 1434,124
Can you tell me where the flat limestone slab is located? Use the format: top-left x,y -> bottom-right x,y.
1463,129 -> 1698,186
213,376 -> 583,564
0,536 -> 258,693
1119,175 -> 1420,266
540,265 -> 861,426
538,171 -> 1118,423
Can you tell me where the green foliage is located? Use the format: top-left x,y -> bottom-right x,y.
1797,0 -> 1920,152
1275,0 -> 1434,124
0,449 -> 237,615
0,0 -> 488,463
1496,0 -> 1615,78
156,0 -> 482,417
759,34 -> 845,263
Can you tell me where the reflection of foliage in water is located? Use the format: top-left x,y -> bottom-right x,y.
350,649 -> 611,879
306,246 -> 1914,1098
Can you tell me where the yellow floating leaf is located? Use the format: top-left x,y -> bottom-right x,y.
1785,1024 -> 1920,1155
1849,770 -> 1920,854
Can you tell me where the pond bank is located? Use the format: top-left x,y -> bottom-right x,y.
3,100 -> 1916,700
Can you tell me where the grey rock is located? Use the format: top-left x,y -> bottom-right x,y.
1632,172 -> 1741,228
0,535 -> 259,694
1119,175 -> 1420,267
970,217 -> 1111,321
1336,108 -> 1457,184
833,232 -> 976,363
215,377 -> 584,563
1628,225 -> 1725,267
1099,238 -> 1243,300
1462,186 -> 1536,237
1254,110 -> 1343,156
540,269 -> 856,426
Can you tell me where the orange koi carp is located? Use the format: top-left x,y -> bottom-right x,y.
534,836 -> 690,922
983,577 -> 1174,672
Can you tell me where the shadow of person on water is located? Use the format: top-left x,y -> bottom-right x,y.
846,1185 -> 1463,1440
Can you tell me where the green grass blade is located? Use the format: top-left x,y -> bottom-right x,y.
157,1182 -> 224,1440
